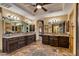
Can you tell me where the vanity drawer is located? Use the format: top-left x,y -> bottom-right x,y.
8,38 -> 18,44
49,36 -> 58,47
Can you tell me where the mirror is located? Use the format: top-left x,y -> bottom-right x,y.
2,16 -> 33,34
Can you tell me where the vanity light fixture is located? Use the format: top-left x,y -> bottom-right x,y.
48,18 -> 60,24
11,15 -> 14,18
48,19 -> 55,24
17,17 -> 20,20
16,23 -> 22,26
24,19 -> 28,22
8,15 -> 11,18
14,16 -> 17,19
24,19 -> 32,24
7,15 -> 20,21
48,19 -> 52,24
27,20 -> 32,24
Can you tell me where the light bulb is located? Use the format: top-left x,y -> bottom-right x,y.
37,5 -> 42,9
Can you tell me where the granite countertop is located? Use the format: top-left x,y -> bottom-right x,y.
40,33 -> 69,37
3,32 -> 36,39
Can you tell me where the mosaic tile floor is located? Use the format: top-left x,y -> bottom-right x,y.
0,41 -> 73,56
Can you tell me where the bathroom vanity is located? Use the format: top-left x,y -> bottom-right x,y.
3,32 -> 36,53
40,33 -> 69,48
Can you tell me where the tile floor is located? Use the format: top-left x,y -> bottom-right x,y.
0,41 -> 73,56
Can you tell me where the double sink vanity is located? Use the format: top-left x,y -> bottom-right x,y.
3,32 -> 36,53
40,33 -> 69,48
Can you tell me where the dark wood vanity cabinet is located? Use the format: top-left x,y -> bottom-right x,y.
58,36 -> 69,48
26,35 -> 36,45
41,35 -> 69,48
42,35 -> 49,44
3,34 -> 36,53
49,36 -> 58,47
3,38 -> 19,53
18,37 -> 26,48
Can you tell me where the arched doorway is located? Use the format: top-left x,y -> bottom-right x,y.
37,20 -> 44,40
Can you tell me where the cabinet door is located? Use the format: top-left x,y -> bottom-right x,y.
27,36 -> 33,44
42,35 -> 49,44
7,38 -> 18,53
3,38 -> 7,52
49,36 -> 58,47
18,41 -> 25,48
8,42 -> 18,52
53,37 -> 58,47
49,36 -> 54,46
34,35 -> 36,41
59,37 -> 69,48
31,35 -> 36,42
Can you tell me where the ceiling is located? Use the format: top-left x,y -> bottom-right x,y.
14,3 -> 63,16
0,3 -> 73,20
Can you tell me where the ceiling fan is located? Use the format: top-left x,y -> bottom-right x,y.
24,3 -> 51,12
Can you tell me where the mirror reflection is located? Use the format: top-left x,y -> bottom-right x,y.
2,16 -> 35,35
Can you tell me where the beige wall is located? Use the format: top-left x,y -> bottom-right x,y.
0,12 -> 2,50
68,4 -> 76,55
2,8 -> 25,20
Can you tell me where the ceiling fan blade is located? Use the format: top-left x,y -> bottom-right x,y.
42,3 -> 51,5
34,8 -> 38,12
42,7 -> 47,11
